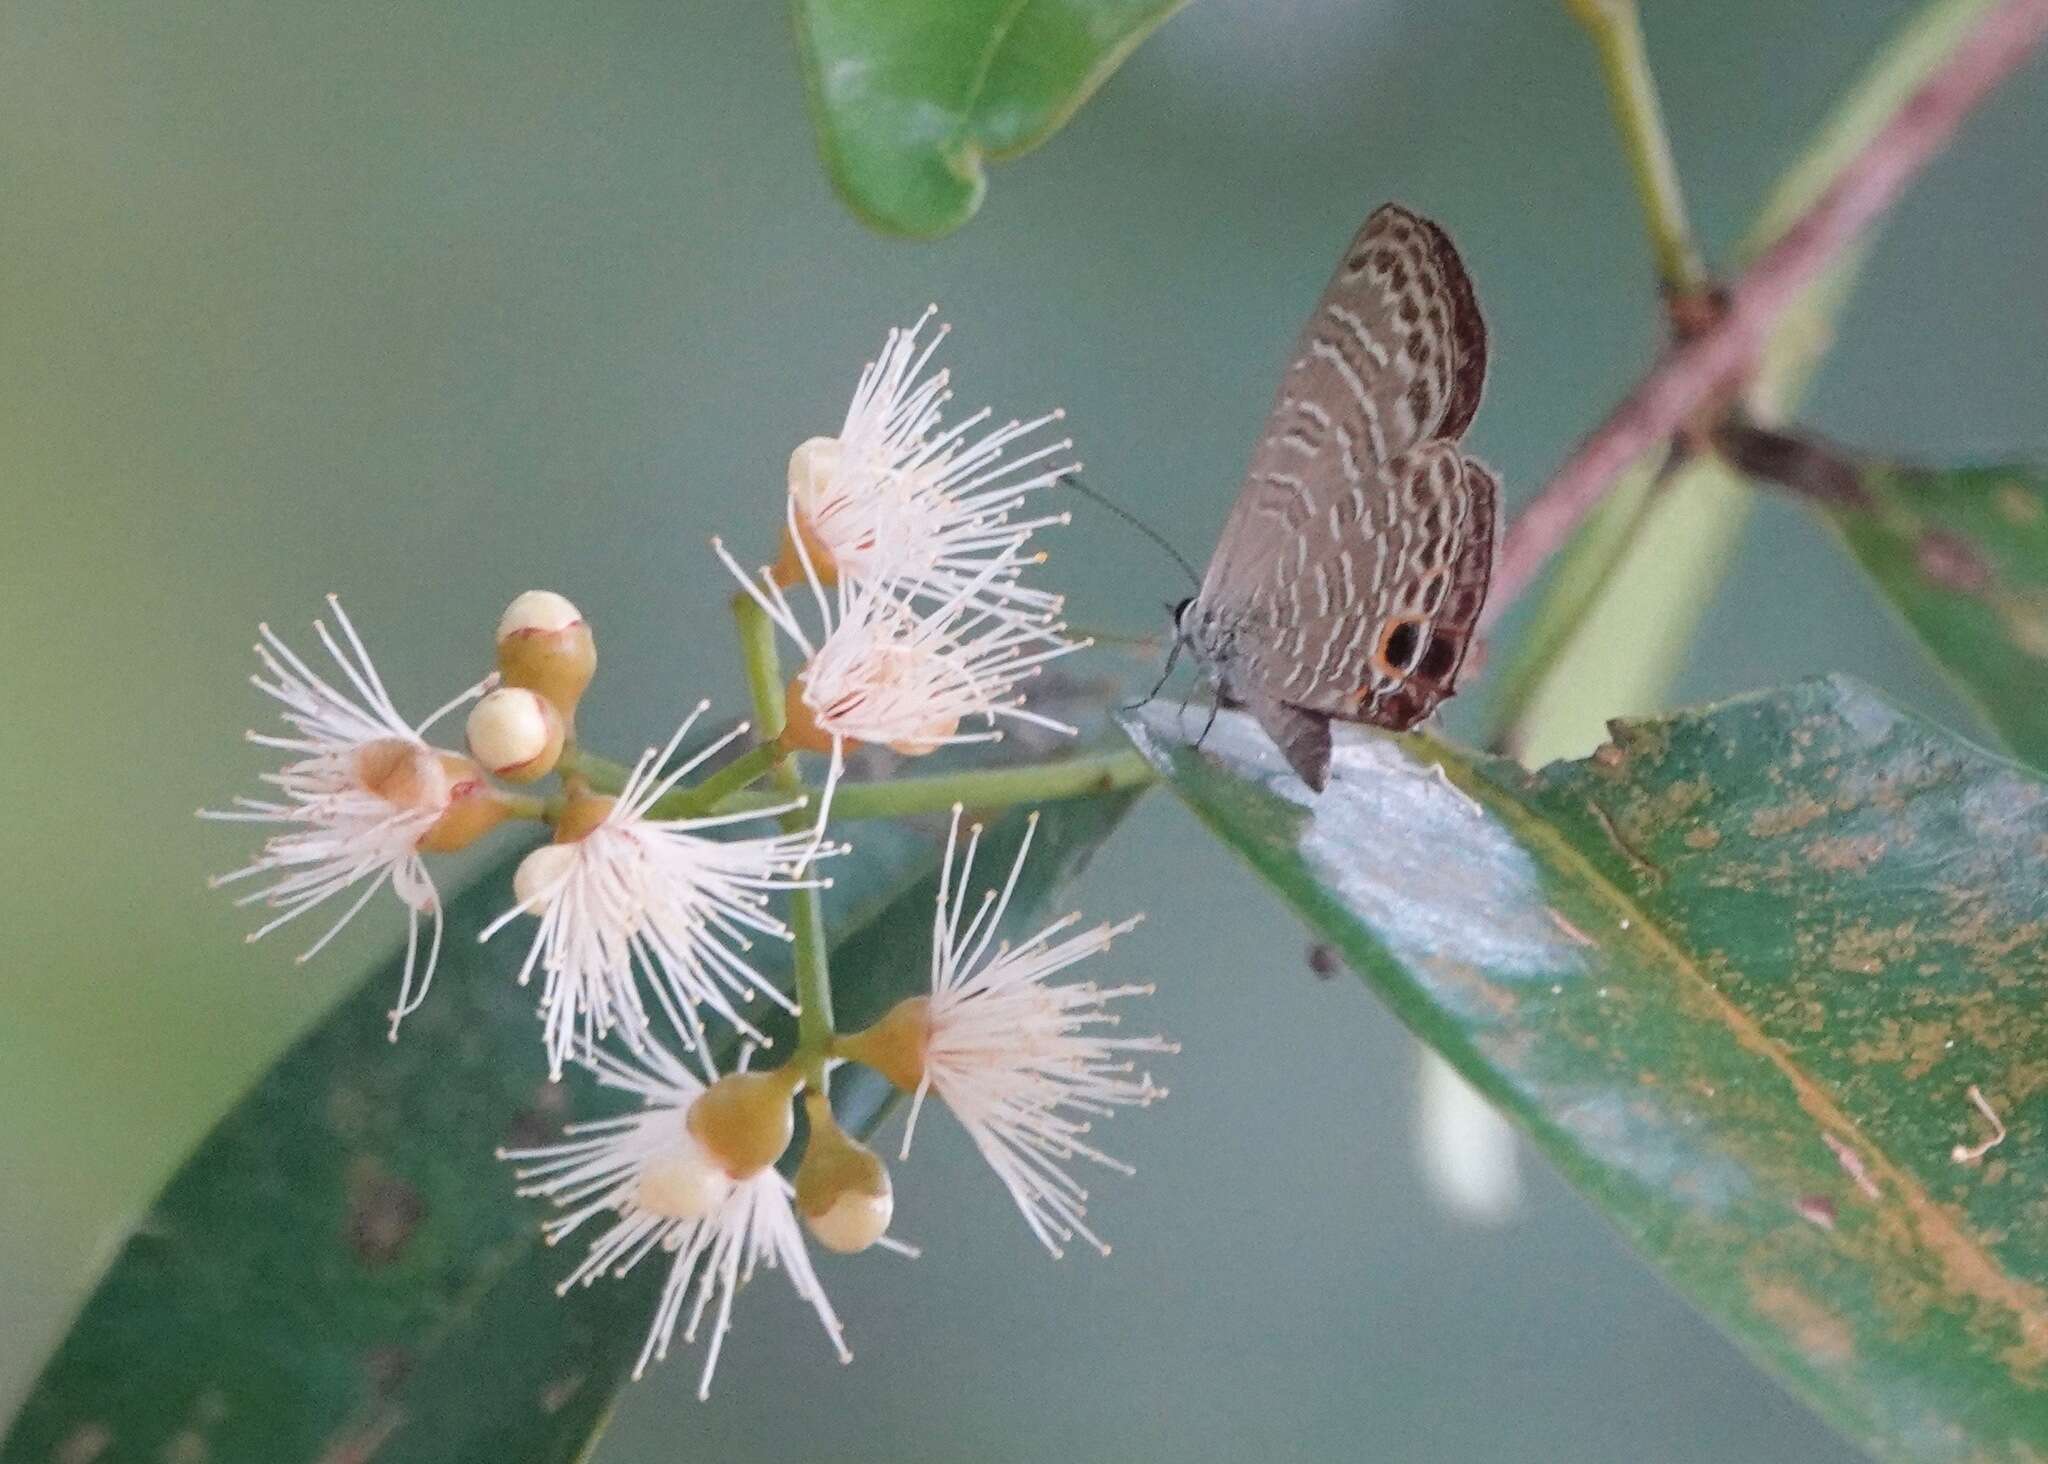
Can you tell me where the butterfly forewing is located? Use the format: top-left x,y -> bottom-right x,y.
1193,203 -> 1498,789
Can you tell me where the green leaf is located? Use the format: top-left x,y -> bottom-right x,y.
2,747 -> 1143,1462
1824,462 -> 2048,774
1121,679 -> 2048,1463
793,0 -> 1187,237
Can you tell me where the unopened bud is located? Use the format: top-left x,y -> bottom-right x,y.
417,753 -> 515,853
835,997 -> 930,1094
466,688 -> 565,782
495,590 -> 596,715
634,1120 -> 734,1220
687,1069 -> 800,1180
795,1093 -> 893,1254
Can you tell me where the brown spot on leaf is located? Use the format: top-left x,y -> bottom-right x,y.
1806,833 -> 1887,875
1835,1138 -> 1875,1195
1796,1195 -> 1837,1230
1546,908 -> 1594,947
1915,530 -> 1993,592
1998,592 -> 2048,660
540,1371 -> 587,1414
364,1344 -> 414,1395
312,1409 -> 404,1464
1825,920 -> 1918,977
345,1158 -> 425,1268
56,1424 -> 112,1464
1747,1274 -> 1855,1366
1684,826 -> 1722,851
1748,795 -> 1830,838
505,1080 -> 572,1150
1994,481 -> 2042,526
1588,800 -> 1663,886
163,1430 -> 209,1464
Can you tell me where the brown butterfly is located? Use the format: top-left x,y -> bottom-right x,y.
1172,203 -> 1498,791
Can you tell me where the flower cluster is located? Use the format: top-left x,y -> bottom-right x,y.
717,310 -> 1090,802
205,314 -> 1172,1397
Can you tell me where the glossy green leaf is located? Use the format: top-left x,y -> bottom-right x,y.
1122,679 -> 2048,1462
2,743 -> 1142,1463
1825,462 -> 2048,774
794,0 -> 1187,236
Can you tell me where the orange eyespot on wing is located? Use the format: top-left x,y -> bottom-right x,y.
1374,616 -> 1427,679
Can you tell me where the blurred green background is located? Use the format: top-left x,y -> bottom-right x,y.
2,1 -> 2042,1459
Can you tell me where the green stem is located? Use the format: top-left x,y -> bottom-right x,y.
659,740 -> 784,818
730,595 -> 835,1081
1565,0 -> 1710,296
1495,0 -> 1995,761
578,740 -> 1156,824
496,792 -> 549,821
707,747 -> 1157,821
733,591 -> 787,741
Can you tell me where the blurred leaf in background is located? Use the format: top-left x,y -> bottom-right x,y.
795,0 -> 1187,235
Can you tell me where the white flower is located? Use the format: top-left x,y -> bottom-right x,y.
904,807 -> 1173,1258
719,521 -> 1085,777
500,1041 -> 907,1398
786,307 -> 1074,617
479,704 -> 835,1080
202,596 -> 490,1038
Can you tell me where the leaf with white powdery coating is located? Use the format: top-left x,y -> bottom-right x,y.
1122,679 -> 2048,1462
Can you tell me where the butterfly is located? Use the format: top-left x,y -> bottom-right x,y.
1171,203 -> 1498,792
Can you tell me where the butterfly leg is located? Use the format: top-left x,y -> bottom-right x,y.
1124,630 -> 1186,713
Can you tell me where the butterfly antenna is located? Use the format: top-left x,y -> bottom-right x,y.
1059,473 -> 1202,589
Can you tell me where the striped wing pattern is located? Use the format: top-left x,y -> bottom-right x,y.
1193,204 -> 1497,789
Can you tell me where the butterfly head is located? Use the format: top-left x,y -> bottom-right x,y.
1166,593 -> 1238,699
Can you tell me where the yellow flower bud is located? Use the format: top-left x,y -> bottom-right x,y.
465,687 -> 565,783
835,997 -> 931,1095
495,590 -> 596,715
686,1069 -> 800,1180
794,1093 -> 894,1254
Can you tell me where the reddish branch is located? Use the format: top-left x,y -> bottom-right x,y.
1481,0 -> 2048,633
